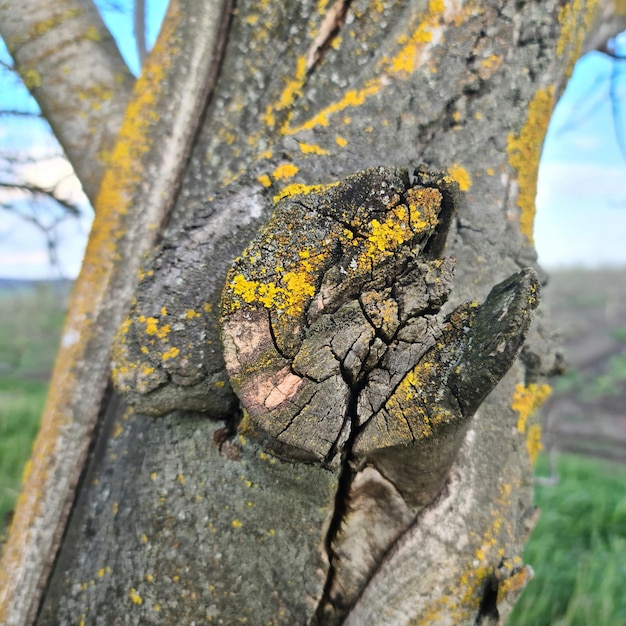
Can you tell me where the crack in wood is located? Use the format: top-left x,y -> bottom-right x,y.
114,166 -> 540,625
218,167 -> 541,624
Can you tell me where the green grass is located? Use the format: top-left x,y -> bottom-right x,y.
509,454 -> 626,626
0,284 -> 68,530
0,378 -> 48,527
0,284 -> 67,380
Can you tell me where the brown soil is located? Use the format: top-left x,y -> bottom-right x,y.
540,268 -> 626,462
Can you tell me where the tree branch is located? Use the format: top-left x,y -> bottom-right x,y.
0,0 -> 135,205
583,0 -> 626,54
0,180 -> 82,216
0,2 -> 235,624
0,109 -> 42,118
134,0 -> 148,67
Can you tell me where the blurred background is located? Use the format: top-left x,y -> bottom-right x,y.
0,3 -> 625,625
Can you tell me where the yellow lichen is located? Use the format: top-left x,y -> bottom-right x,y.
506,86 -> 555,244
230,268 -> 315,317
20,459 -> 32,485
556,0 -> 599,76
22,68 -> 41,89
367,213 -> 410,252
156,324 -> 170,339
272,163 -> 299,180
257,174 -> 272,188
261,55 -> 308,133
283,82 -> 381,134
336,136 -> 348,147
129,588 -> 143,605
478,54 -> 502,79
276,56 -> 307,110
417,482 -> 516,621
273,181 -> 339,203
498,565 -> 533,601
481,54 -> 500,68
26,9 -> 82,42
526,424 -> 543,466
85,26 -> 101,41
358,187 -> 439,269
230,275 -> 258,304
429,0 -> 445,12
384,359 -> 453,441
161,346 -> 179,361
298,142 -> 331,156
232,519 -> 243,528
511,383 -> 551,433
447,163 -> 472,191
386,2 -> 445,77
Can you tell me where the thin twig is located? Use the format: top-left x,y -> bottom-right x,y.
134,0 -> 147,68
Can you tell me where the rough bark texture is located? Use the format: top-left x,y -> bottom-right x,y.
0,1 -> 600,625
0,0 -> 134,204
217,166 -> 539,624
0,2 -> 232,625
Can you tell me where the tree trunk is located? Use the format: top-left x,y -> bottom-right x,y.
0,1 -> 601,625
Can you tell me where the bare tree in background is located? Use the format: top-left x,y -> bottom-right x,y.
0,0 -> 151,276
0,65 -> 84,276
0,1 -> 614,625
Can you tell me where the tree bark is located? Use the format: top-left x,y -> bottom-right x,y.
0,1 -> 601,625
583,0 -> 626,53
0,2 -> 232,624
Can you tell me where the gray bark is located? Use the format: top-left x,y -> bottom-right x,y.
0,2 -> 232,625
583,0 -> 626,54
1,0 -> 597,624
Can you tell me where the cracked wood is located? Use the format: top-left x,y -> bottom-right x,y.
219,166 -> 540,623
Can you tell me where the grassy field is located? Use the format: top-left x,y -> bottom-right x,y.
509,454 -> 626,625
0,278 -> 625,624
0,283 -> 68,529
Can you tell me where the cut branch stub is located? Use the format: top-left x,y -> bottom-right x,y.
220,167 -> 541,622
353,267 -> 541,507
318,272 -> 540,623
221,166 -> 460,464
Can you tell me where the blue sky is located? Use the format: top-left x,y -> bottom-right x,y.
535,39 -> 626,268
0,6 -> 625,278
